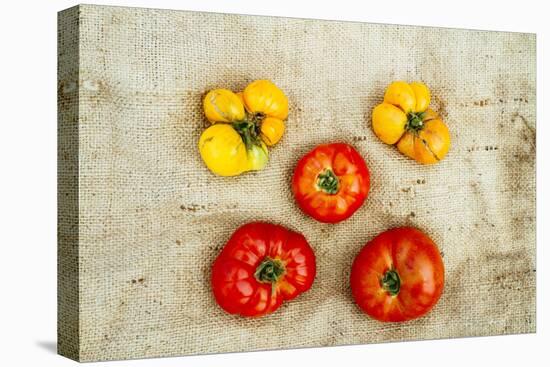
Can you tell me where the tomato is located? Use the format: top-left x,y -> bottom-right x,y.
243,80 -> 288,146
259,116 -> 285,146
396,113 -> 450,165
350,227 -> 445,322
291,143 -> 370,223
243,79 -> 288,120
203,88 -> 246,123
199,120 -> 268,176
198,80 -> 288,176
371,81 -> 450,164
211,222 -> 316,317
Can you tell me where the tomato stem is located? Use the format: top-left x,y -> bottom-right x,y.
232,111 -> 267,152
407,112 -> 425,132
233,120 -> 260,150
317,169 -> 340,194
381,269 -> 401,296
255,257 -> 285,284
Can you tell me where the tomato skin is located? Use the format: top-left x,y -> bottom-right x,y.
291,143 -> 370,223
211,222 -> 316,317
260,117 -> 285,146
350,227 -> 445,322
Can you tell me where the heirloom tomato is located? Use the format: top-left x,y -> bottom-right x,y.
372,81 -> 450,164
350,227 -> 445,322
199,123 -> 268,176
198,80 -> 288,176
291,143 -> 370,223
211,222 -> 316,317
243,80 -> 288,146
203,88 -> 245,123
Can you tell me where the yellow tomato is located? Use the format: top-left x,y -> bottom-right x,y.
198,124 -> 270,176
383,81 -> 416,114
243,80 -> 289,120
199,124 -> 249,176
410,82 -> 430,113
199,80 -> 288,176
396,117 -> 450,165
372,82 -> 450,164
260,117 -> 285,146
203,89 -> 245,123
372,103 -> 407,144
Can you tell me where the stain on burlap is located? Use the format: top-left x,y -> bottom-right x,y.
58,5 -> 536,362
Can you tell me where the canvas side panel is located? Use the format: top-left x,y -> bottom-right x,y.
57,5 -> 81,362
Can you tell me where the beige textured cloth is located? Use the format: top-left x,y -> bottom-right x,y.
58,4 -> 536,362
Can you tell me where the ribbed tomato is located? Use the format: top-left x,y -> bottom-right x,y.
211,222 -> 316,317
371,81 -> 451,164
291,143 -> 370,223
350,227 -> 445,322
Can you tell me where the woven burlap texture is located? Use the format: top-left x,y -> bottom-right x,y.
58,4 -> 536,362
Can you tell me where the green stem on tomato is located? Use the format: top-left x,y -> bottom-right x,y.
381,269 -> 401,296
317,169 -> 340,195
232,121 -> 256,150
406,111 -> 426,133
255,257 -> 286,284
232,111 -> 265,150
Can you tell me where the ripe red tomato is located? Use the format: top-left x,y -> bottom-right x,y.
291,143 -> 370,223
350,227 -> 444,322
211,222 -> 316,317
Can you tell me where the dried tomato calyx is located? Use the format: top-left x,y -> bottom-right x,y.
255,257 -> 286,284
407,112 -> 425,132
381,269 -> 401,296
317,169 -> 340,194
248,112 -> 266,125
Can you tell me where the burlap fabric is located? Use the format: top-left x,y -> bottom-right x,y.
58,5 -> 536,362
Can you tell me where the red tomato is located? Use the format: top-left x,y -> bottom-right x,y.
211,222 -> 316,317
350,227 -> 444,322
291,143 -> 370,223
